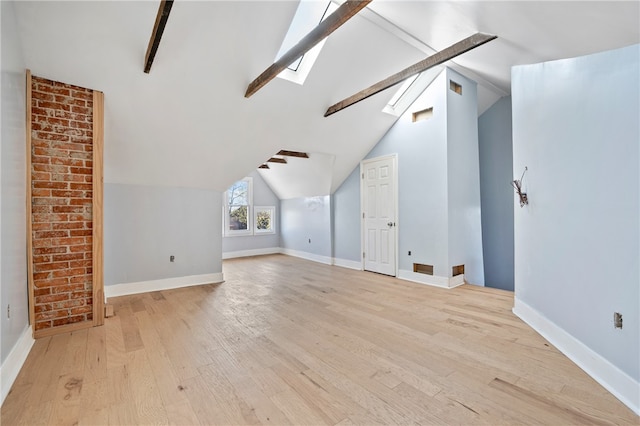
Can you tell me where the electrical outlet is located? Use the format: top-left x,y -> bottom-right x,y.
308,238 -> 311,244
614,312 -> 623,329
408,251 -> 411,256
7,304 -> 10,319
170,255 -> 175,262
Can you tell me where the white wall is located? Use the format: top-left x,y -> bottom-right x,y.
446,68 -> 484,285
222,171 -> 280,255
280,196 -> 332,262
1,0 -> 33,404
1,0 -> 30,364
104,184 -> 223,286
478,96 -> 514,291
512,44 -> 639,409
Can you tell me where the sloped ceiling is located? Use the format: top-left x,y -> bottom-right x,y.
13,1 -> 639,196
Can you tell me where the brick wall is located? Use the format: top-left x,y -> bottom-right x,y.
30,76 -> 94,332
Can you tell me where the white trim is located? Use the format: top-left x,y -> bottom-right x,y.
222,247 -> 282,260
449,274 -> 465,287
513,298 -> 640,415
398,270 -> 464,289
332,258 -> 363,271
1,325 -> 35,405
105,272 -> 224,299
281,248 -> 332,266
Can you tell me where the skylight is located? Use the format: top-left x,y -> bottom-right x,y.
387,74 -> 419,108
382,67 -> 445,117
276,0 -> 339,85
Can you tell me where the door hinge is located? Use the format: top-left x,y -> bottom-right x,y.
363,252 -> 365,259
361,173 -> 364,179
362,212 -> 365,219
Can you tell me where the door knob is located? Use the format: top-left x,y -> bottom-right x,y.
387,222 -> 393,227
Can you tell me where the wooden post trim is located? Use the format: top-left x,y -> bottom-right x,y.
35,320 -> 93,339
92,91 -> 105,326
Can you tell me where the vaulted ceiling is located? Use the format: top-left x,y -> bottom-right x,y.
13,1 -> 639,196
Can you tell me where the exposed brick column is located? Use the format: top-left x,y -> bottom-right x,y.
30,76 -> 94,332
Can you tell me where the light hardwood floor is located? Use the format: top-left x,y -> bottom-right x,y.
2,254 -> 638,425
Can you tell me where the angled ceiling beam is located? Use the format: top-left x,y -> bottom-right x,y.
277,150 -> 309,158
244,0 -> 372,98
258,164 -> 270,169
324,32 -> 497,117
267,157 -> 287,164
144,0 -> 174,74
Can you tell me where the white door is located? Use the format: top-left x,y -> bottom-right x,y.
362,156 -> 397,276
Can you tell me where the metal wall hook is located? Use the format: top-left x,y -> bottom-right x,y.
512,166 -> 528,207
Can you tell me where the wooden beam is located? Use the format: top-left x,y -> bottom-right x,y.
245,0 -> 371,98
144,0 -> 174,74
258,164 -> 270,169
324,32 -> 497,117
267,157 -> 287,164
277,150 -> 309,158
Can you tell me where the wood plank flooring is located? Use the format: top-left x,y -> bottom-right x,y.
2,254 -> 638,425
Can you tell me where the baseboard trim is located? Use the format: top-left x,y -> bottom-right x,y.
281,248 -> 332,265
513,298 -> 640,415
398,270 -> 464,289
332,258 -> 362,270
222,247 -> 281,259
449,274 -> 465,288
105,272 -> 224,299
1,325 -> 35,405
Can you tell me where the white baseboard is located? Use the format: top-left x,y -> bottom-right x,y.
1,325 -> 34,405
281,248 -> 333,265
513,298 -> 640,415
332,257 -> 362,270
105,272 -> 224,299
449,274 -> 465,288
398,270 -> 464,289
222,247 -> 281,259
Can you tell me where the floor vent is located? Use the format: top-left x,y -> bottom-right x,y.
413,263 -> 434,275
452,264 -> 465,276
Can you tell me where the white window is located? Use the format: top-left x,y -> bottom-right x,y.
254,206 -> 276,234
224,178 -> 253,236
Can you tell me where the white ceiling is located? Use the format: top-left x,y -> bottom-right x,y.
12,1 -> 639,196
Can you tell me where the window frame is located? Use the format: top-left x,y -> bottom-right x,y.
224,177 -> 253,237
254,206 -> 276,235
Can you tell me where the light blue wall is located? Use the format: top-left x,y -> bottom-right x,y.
104,184 -> 223,285
512,44 -> 639,381
222,170 -> 280,253
332,168 -> 361,262
365,70 -> 450,275
478,96 -> 514,291
1,0 -> 30,365
446,68 -> 484,285
281,196 -> 332,258
332,68 -> 484,283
